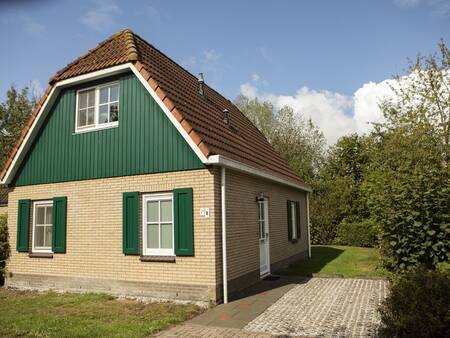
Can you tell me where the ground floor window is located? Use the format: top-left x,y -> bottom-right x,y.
32,201 -> 53,253
142,193 -> 174,256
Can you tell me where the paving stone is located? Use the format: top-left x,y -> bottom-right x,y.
244,278 -> 389,338
152,324 -> 277,337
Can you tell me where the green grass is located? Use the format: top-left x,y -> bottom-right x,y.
278,245 -> 390,278
0,289 -> 203,338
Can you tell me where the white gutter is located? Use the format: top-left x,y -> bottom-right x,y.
221,167 -> 228,304
207,155 -> 312,193
307,192 -> 311,258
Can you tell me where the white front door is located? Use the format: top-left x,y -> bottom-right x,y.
258,198 -> 270,276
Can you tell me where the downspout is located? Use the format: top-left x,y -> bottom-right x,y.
221,167 -> 228,303
306,192 -> 311,258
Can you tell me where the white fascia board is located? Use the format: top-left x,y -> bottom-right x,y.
129,65 -> 209,163
1,86 -> 58,185
207,155 -> 313,192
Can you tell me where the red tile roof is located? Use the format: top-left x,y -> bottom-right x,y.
1,29 -> 306,187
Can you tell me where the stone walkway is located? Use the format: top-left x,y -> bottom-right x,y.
153,277 -> 389,338
245,278 -> 389,337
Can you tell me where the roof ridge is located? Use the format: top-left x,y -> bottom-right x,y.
51,29 -> 132,83
122,28 -> 138,61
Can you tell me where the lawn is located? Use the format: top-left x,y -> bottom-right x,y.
0,289 -> 202,338
278,245 -> 390,278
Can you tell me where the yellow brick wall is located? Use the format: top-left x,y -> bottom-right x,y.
225,169 -> 308,281
7,169 -> 219,293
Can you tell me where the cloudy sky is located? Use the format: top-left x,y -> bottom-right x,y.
0,0 -> 448,143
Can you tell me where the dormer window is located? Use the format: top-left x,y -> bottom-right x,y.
75,81 -> 119,133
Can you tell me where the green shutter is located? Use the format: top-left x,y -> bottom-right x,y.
52,197 -> 67,253
287,200 -> 293,241
295,201 -> 301,239
17,199 -> 31,252
123,192 -> 139,255
174,188 -> 194,256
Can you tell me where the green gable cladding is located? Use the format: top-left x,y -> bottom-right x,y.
13,73 -> 204,186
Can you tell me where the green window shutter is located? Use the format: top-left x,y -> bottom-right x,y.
17,199 -> 31,252
287,200 -> 293,241
174,188 -> 194,256
123,192 -> 139,255
295,201 -> 301,239
52,197 -> 67,253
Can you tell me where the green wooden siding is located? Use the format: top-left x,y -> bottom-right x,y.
13,73 -> 204,186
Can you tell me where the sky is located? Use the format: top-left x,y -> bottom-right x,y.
0,0 -> 448,144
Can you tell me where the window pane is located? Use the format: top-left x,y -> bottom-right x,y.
34,226 -> 45,247
87,107 -> 95,125
99,104 -> 109,124
147,224 -> 159,249
160,200 -> 172,222
79,92 -> 87,109
36,206 -> 45,225
87,90 -> 95,107
109,103 -> 119,122
110,85 -> 119,102
78,109 -> 86,127
45,206 -> 52,225
44,226 -> 52,247
99,87 -> 109,104
147,201 -> 158,222
161,223 -> 172,249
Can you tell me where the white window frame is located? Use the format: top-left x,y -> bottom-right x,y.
75,81 -> 119,133
32,200 -> 53,253
142,193 -> 175,256
290,201 -> 298,240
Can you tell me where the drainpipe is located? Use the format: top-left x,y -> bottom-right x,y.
221,167 -> 228,303
306,192 -> 311,259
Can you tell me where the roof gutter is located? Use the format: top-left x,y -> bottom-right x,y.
206,155 -> 312,192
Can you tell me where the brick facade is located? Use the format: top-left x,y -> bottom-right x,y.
6,167 -> 309,303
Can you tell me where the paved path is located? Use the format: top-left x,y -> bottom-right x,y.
245,278 -> 388,337
153,277 -> 389,338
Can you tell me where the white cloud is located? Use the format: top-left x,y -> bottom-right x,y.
240,79 -> 396,144
182,49 -> 226,88
394,0 -> 450,16
81,0 -> 120,32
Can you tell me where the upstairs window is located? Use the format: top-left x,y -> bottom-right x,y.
76,82 -> 119,132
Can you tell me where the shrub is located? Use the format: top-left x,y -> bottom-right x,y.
378,268 -> 450,338
334,219 -> 378,247
0,213 -> 9,286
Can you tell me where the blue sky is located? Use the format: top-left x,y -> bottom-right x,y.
0,0 -> 448,143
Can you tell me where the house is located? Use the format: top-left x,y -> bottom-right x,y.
0,187 -> 8,215
1,29 -> 311,304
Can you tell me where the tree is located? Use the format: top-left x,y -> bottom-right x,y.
0,85 -> 35,169
364,41 -> 450,271
235,95 -> 326,184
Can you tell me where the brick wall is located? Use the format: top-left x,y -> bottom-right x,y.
6,168 -> 219,301
224,169 -> 308,288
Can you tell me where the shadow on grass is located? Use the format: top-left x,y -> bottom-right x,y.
277,246 -> 344,277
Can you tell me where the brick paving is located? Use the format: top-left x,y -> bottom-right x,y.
245,278 -> 389,337
153,277 -> 389,338
152,324 -> 277,338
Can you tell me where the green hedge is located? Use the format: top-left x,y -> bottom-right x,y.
0,213 -> 9,286
378,268 -> 450,337
334,219 -> 378,247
